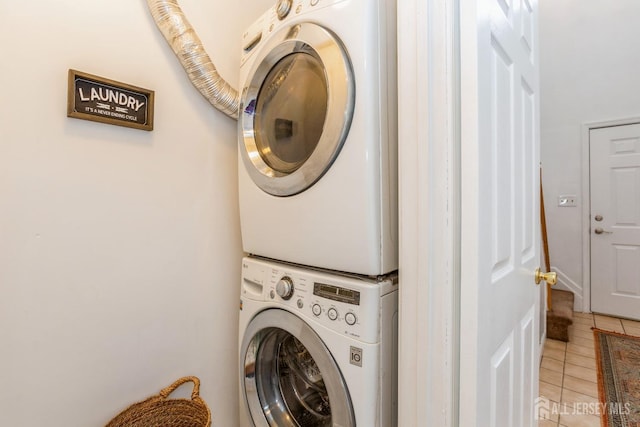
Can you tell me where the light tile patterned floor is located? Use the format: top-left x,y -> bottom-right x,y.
538,312 -> 640,427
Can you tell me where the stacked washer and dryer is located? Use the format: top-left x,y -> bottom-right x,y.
237,0 -> 398,425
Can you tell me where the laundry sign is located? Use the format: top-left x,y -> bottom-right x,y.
67,69 -> 154,131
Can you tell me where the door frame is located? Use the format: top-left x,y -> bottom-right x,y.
581,116 -> 640,313
397,0 -> 460,426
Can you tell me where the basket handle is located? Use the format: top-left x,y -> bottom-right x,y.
159,376 -> 201,400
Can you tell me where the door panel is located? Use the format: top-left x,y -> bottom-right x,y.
591,124 -> 640,320
519,306 -> 536,427
613,245 -> 640,293
460,0 -> 540,424
490,36 -> 514,277
490,333 -> 514,427
521,80 -> 535,262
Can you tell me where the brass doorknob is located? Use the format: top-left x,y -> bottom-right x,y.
535,268 -> 557,286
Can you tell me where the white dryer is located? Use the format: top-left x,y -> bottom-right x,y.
237,0 -> 397,276
238,256 -> 398,427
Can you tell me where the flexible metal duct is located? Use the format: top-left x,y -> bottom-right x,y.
147,0 -> 239,119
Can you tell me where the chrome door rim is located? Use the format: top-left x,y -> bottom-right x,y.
240,309 -> 355,426
239,22 -> 354,197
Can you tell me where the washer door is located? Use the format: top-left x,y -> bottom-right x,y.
239,22 -> 354,197
241,309 -> 355,427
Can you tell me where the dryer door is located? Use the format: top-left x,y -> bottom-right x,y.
241,309 -> 355,427
239,22 -> 354,197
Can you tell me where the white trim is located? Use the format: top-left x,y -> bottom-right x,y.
549,266 -> 583,310
457,0 -> 480,423
580,116 -> 640,313
397,0 -> 460,425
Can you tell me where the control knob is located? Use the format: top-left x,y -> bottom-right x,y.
276,0 -> 292,20
276,276 -> 294,300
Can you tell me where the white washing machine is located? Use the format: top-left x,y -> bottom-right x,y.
237,0 -> 398,276
238,256 -> 398,427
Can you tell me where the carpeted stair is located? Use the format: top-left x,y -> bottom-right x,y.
546,289 -> 574,342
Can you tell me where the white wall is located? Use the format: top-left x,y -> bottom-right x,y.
0,1 -> 270,425
540,1 -> 640,310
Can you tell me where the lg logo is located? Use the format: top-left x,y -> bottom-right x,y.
350,346 -> 363,367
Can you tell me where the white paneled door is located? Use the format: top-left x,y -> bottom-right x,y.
590,124 -> 640,321
460,0 -> 541,425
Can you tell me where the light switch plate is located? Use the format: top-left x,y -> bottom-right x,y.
558,195 -> 577,207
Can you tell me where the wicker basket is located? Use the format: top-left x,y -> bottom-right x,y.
105,376 -> 211,427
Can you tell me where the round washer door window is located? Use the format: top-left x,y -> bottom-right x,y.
240,23 -> 354,197
241,309 -> 355,427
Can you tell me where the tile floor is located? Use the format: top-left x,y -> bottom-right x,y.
538,312 -> 640,427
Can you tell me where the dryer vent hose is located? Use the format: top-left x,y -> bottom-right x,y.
147,0 -> 239,120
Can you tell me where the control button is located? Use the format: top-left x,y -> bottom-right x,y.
327,308 -> 338,321
297,299 -> 304,309
276,0 -> 292,20
345,312 -> 357,325
310,0 -> 320,5
312,304 -> 322,316
269,290 -> 275,299
276,276 -> 294,300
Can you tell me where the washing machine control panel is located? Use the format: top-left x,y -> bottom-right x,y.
242,258 -> 394,343
271,271 -> 367,340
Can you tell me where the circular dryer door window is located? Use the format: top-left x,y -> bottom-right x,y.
254,53 -> 327,175
241,309 -> 355,426
240,23 -> 354,197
